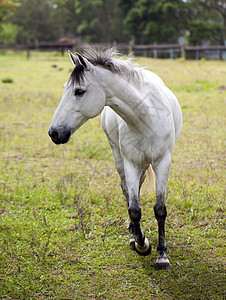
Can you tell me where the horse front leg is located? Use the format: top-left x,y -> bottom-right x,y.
124,159 -> 151,256
153,154 -> 171,270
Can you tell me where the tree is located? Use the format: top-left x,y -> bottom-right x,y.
2,0 -> 224,46
195,0 -> 225,27
0,0 -> 19,22
0,22 -> 19,44
11,0 -> 57,44
190,0 -> 225,44
51,0 -> 129,43
119,0 -> 194,44
76,0 -> 128,42
0,0 -> 20,44
50,0 -> 77,38
188,19 -> 223,45
119,0 -> 225,45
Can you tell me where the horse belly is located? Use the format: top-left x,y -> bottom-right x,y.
118,112 -> 175,168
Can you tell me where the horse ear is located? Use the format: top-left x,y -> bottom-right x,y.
76,52 -> 93,71
68,50 -> 77,66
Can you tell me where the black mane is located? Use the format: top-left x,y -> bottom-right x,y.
69,48 -> 139,86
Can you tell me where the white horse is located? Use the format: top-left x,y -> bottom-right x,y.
48,48 -> 182,270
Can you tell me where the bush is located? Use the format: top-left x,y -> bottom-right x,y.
2,77 -> 14,83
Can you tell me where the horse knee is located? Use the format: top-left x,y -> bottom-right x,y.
154,203 -> 167,223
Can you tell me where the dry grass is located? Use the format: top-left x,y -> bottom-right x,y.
0,52 -> 225,299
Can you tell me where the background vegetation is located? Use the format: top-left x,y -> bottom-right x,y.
0,0 -> 225,45
0,52 -> 225,299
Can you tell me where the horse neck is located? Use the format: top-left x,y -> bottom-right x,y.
102,70 -> 149,131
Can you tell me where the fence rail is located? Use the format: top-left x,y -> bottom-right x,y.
0,42 -> 225,60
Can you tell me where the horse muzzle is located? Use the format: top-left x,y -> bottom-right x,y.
48,126 -> 71,144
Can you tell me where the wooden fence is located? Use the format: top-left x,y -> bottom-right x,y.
1,42 -> 225,60
132,44 -> 226,60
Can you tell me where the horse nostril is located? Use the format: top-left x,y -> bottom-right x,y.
52,130 -> 59,140
62,130 -> 71,144
48,127 -> 59,141
48,126 -> 71,144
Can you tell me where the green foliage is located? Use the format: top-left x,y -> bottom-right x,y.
0,22 -> 19,44
2,76 -> 14,83
188,20 -> 223,45
0,0 -> 20,44
120,0 -> 225,45
50,0 -> 129,43
0,0 -> 20,22
0,52 -> 225,299
120,0 -> 193,44
194,0 -> 225,36
0,0 -> 225,45
10,0 -> 57,44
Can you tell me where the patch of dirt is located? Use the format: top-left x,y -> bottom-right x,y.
217,85 -> 226,90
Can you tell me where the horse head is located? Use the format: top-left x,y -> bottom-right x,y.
48,51 -> 106,144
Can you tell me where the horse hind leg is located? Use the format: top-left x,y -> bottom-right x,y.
127,170 -> 147,250
153,154 -> 171,270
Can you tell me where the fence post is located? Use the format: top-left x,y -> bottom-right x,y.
181,43 -> 186,59
26,43 -> 30,60
129,38 -> 134,55
195,49 -> 199,60
170,48 -> 174,59
153,43 -> 157,59
113,41 -> 117,50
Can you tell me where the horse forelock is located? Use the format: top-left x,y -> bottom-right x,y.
69,63 -> 85,86
69,47 -> 142,87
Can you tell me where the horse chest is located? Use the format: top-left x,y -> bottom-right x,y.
119,128 -> 153,166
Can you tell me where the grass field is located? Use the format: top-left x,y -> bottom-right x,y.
0,51 -> 225,299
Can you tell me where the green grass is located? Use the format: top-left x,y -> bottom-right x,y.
0,52 -> 225,299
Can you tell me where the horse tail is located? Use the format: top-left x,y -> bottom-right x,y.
141,165 -> 156,195
146,165 -> 156,193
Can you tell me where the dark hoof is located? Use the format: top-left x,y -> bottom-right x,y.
155,255 -> 170,270
134,237 -> 152,256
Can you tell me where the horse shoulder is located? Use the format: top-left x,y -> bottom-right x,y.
142,69 -> 182,141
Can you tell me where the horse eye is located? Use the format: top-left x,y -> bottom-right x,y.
74,89 -> 85,97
